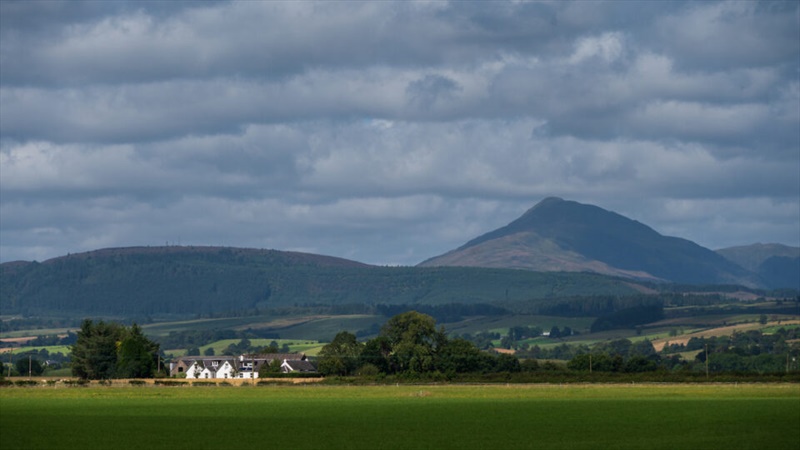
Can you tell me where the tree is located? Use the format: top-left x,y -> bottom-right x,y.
494,353 -> 521,373
623,355 -> 657,373
71,320 -> 123,380
318,331 -> 363,376
71,320 -> 159,380
359,336 -> 392,374
15,356 -> 44,377
258,358 -> 282,377
436,338 -> 491,375
116,324 -> 159,378
203,347 -> 215,356
381,311 -> 445,373
628,339 -> 656,358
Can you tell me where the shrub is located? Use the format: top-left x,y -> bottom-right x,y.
154,379 -> 187,386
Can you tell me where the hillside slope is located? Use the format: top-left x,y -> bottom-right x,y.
717,243 -> 800,289
0,246 -> 642,318
420,197 -> 759,287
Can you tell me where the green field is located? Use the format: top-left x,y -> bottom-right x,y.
1,384 -> 798,450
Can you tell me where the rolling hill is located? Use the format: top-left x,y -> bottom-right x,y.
419,197 -> 763,287
717,243 -> 800,289
0,245 -> 643,318
2,199 -> 795,320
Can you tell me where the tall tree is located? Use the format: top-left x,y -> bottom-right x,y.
317,331 -> 363,376
116,324 -> 159,378
71,320 -> 159,379
381,311 -> 445,373
71,320 -> 122,379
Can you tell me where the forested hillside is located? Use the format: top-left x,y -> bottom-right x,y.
0,246 -> 642,318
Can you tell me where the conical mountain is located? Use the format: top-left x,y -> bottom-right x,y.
419,197 -> 758,286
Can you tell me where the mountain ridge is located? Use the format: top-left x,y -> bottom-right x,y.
420,197 -> 772,288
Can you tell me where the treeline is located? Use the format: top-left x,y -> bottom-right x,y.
317,311 -> 525,378
507,295 -> 664,317
0,317 -> 83,334
375,303 -> 508,323
662,327 -> 800,373
2,348 -> 71,377
590,304 -> 664,332
157,328 -> 280,350
516,327 -> 800,374
317,311 -> 800,379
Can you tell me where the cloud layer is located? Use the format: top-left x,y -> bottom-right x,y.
2,0 -> 798,265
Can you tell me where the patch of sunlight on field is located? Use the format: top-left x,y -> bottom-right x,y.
2,384 -> 798,450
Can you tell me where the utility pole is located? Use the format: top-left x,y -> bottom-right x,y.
705,344 -> 709,379
28,355 -> 32,378
589,354 -> 592,374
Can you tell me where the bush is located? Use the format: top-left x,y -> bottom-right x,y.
128,380 -> 147,386
355,363 -> 380,377
154,379 -> 187,386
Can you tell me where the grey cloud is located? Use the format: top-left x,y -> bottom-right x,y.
406,75 -> 462,110
654,1 -> 800,71
0,1 -> 797,265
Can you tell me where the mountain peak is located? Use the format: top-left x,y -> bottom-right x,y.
420,198 -> 758,287
530,196 -> 565,209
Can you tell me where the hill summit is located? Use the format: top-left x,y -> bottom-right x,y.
419,197 -> 757,286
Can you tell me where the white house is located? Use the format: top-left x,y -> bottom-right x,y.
183,358 -> 237,379
170,353 -> 314,379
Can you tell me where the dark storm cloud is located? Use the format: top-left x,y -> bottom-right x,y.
1,0 -> 798,264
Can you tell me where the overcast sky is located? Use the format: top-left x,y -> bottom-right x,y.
1,1 -> 798,265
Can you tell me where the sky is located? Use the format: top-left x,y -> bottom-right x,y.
1,0 -> 798,266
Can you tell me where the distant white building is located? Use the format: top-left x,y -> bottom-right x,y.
170,353 -> 314,379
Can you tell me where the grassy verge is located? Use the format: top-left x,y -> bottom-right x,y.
1,384 -> 797,450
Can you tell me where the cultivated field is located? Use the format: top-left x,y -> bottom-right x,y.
1,383 -> 798,450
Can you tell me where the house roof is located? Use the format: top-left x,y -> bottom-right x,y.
281,359 -> 317,372
241,353 -> 306,361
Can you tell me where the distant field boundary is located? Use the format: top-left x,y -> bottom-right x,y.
1,377 -> 324,387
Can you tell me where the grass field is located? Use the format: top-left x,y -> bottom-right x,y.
1,384 -> 798,450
